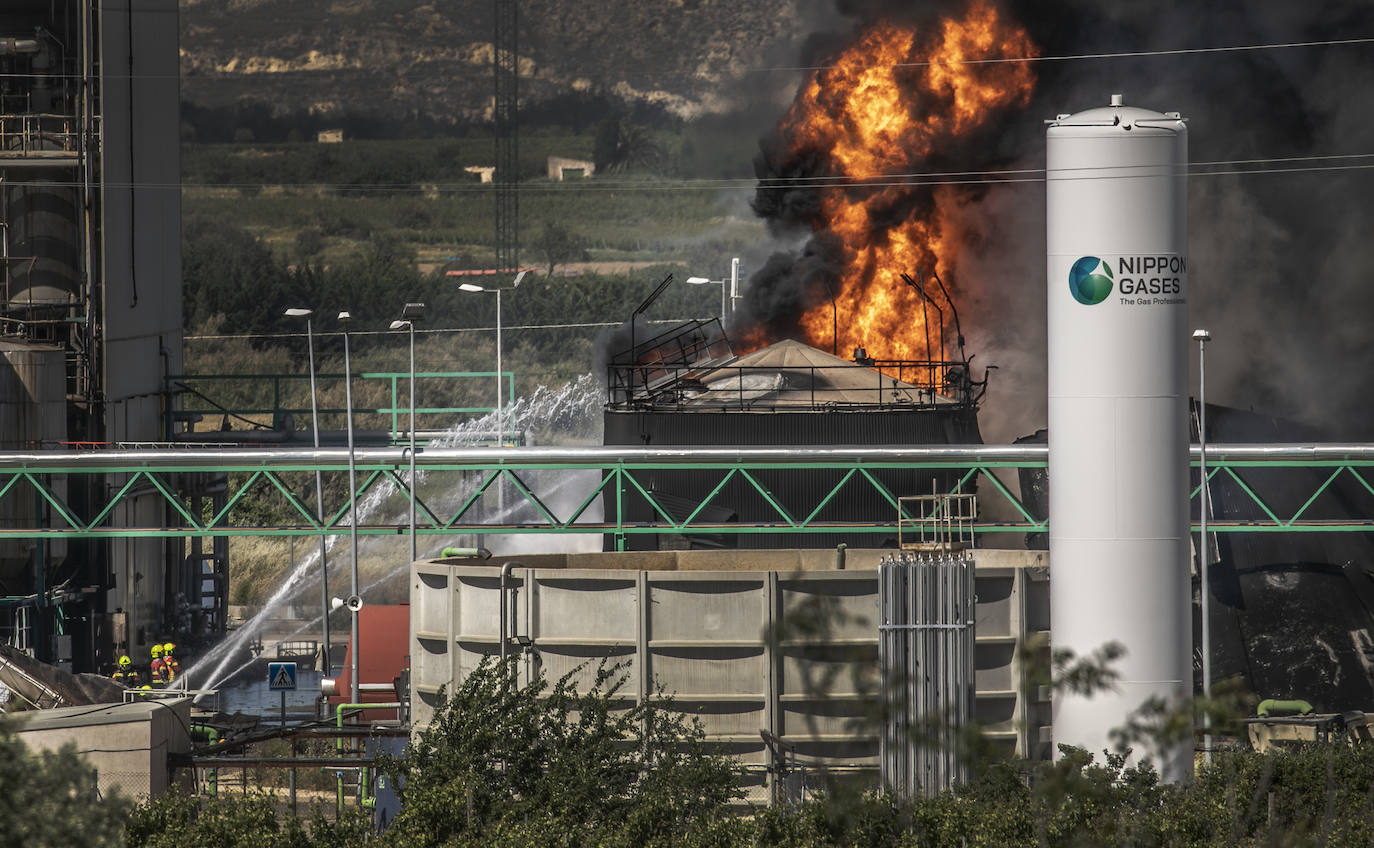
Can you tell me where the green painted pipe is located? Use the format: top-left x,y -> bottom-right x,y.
1257,698 -> 1314,717
336,701 -> 402,818
441,547 -> 490,559
190,723 -> 221,744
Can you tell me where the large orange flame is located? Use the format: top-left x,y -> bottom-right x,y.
770,0 -> 1034,379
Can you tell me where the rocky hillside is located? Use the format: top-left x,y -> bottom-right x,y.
179,0 -> 803,125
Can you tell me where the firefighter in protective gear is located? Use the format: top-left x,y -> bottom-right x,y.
112,655 -> 140,687
150,643 -> 166,685
161,642 -> 180,682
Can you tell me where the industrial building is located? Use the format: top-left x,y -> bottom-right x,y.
0,37 -> 1368,813
0,1 -> 185,673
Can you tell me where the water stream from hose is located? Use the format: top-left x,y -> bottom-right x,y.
177,374 -> 603,696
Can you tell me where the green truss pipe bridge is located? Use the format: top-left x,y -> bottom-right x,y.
2,444 -> 1374,548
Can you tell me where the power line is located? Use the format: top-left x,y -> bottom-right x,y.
767,36 -> 1374,73
5,151 -> 1371,195
8,32 -> 1374,83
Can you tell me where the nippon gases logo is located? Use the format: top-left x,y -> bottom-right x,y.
1068,256 -> 1113,305
1067,254 -> 1187,307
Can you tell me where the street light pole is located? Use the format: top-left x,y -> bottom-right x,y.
729,257 -> 740,321
339,311 -> 360,707
685,274 -> 727,328
284,308 -> 330,676
495,287 -> 503,442
1193,327 -> 1212,764
390,303 -> 426,565
459,272 -> 525,444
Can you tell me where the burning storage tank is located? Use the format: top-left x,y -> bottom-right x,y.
604,322 -> 986,551
1046,95 -> 1190,780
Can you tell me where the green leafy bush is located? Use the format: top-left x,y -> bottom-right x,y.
125,791 -> 370,848
377,656 -> 742,847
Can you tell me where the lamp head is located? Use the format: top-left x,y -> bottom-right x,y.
388,320 -> 407,330
284,307 -> 312,318
685,276 -> 711,285
511,271 -> 527,288
1192,329 -> 1211,342
338,311 -> 352,323
459,283 -> 485,293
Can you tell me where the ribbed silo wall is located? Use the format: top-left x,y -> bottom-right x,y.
410,549 -> 1050,805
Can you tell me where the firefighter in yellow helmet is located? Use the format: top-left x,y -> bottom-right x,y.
150,643 -> 166,686
112,655 -> 140,687
161,642 -> 180,682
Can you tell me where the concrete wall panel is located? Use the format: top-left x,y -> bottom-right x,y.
411,551 -> 1052,793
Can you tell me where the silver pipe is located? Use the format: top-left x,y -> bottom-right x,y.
3,441 -> 1374,469
498,561 -> 517,669
0,39 -> 41,55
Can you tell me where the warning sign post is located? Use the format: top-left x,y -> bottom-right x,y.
268,661 -> 297,727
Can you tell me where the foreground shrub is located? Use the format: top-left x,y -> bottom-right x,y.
378,656 -> 742,847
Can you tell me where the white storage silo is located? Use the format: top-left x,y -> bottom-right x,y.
1046,95 -> 1191,781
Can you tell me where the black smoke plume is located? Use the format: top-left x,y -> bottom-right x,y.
750,0 -> 1374,441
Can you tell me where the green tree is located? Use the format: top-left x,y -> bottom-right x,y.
532,220 -> 589,275
182,217 -> 294,333
0,723 -> 128,848
593,118 -> 662,174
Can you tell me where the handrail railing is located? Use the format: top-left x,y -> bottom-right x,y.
165,371 -> 513,440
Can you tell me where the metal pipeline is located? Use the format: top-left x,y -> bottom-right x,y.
335,700 -> 401,816
1256,698 -> 1314,717
499,561 -> 523,666
0,442 -> 1369,469
0,39 -> 41,55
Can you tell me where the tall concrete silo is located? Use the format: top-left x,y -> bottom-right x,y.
1046,95 -> 1191,780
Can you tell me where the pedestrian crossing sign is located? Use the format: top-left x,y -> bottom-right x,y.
268,662 -> 297,691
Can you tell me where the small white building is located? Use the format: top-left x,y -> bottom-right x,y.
465,165 -> 496,184
547,156 -> 595,180
11,698 -> 193,799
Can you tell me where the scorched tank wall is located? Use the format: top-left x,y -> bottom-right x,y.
603,407 -> 982,550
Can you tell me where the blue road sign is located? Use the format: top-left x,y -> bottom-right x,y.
268,661 -> 298,691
